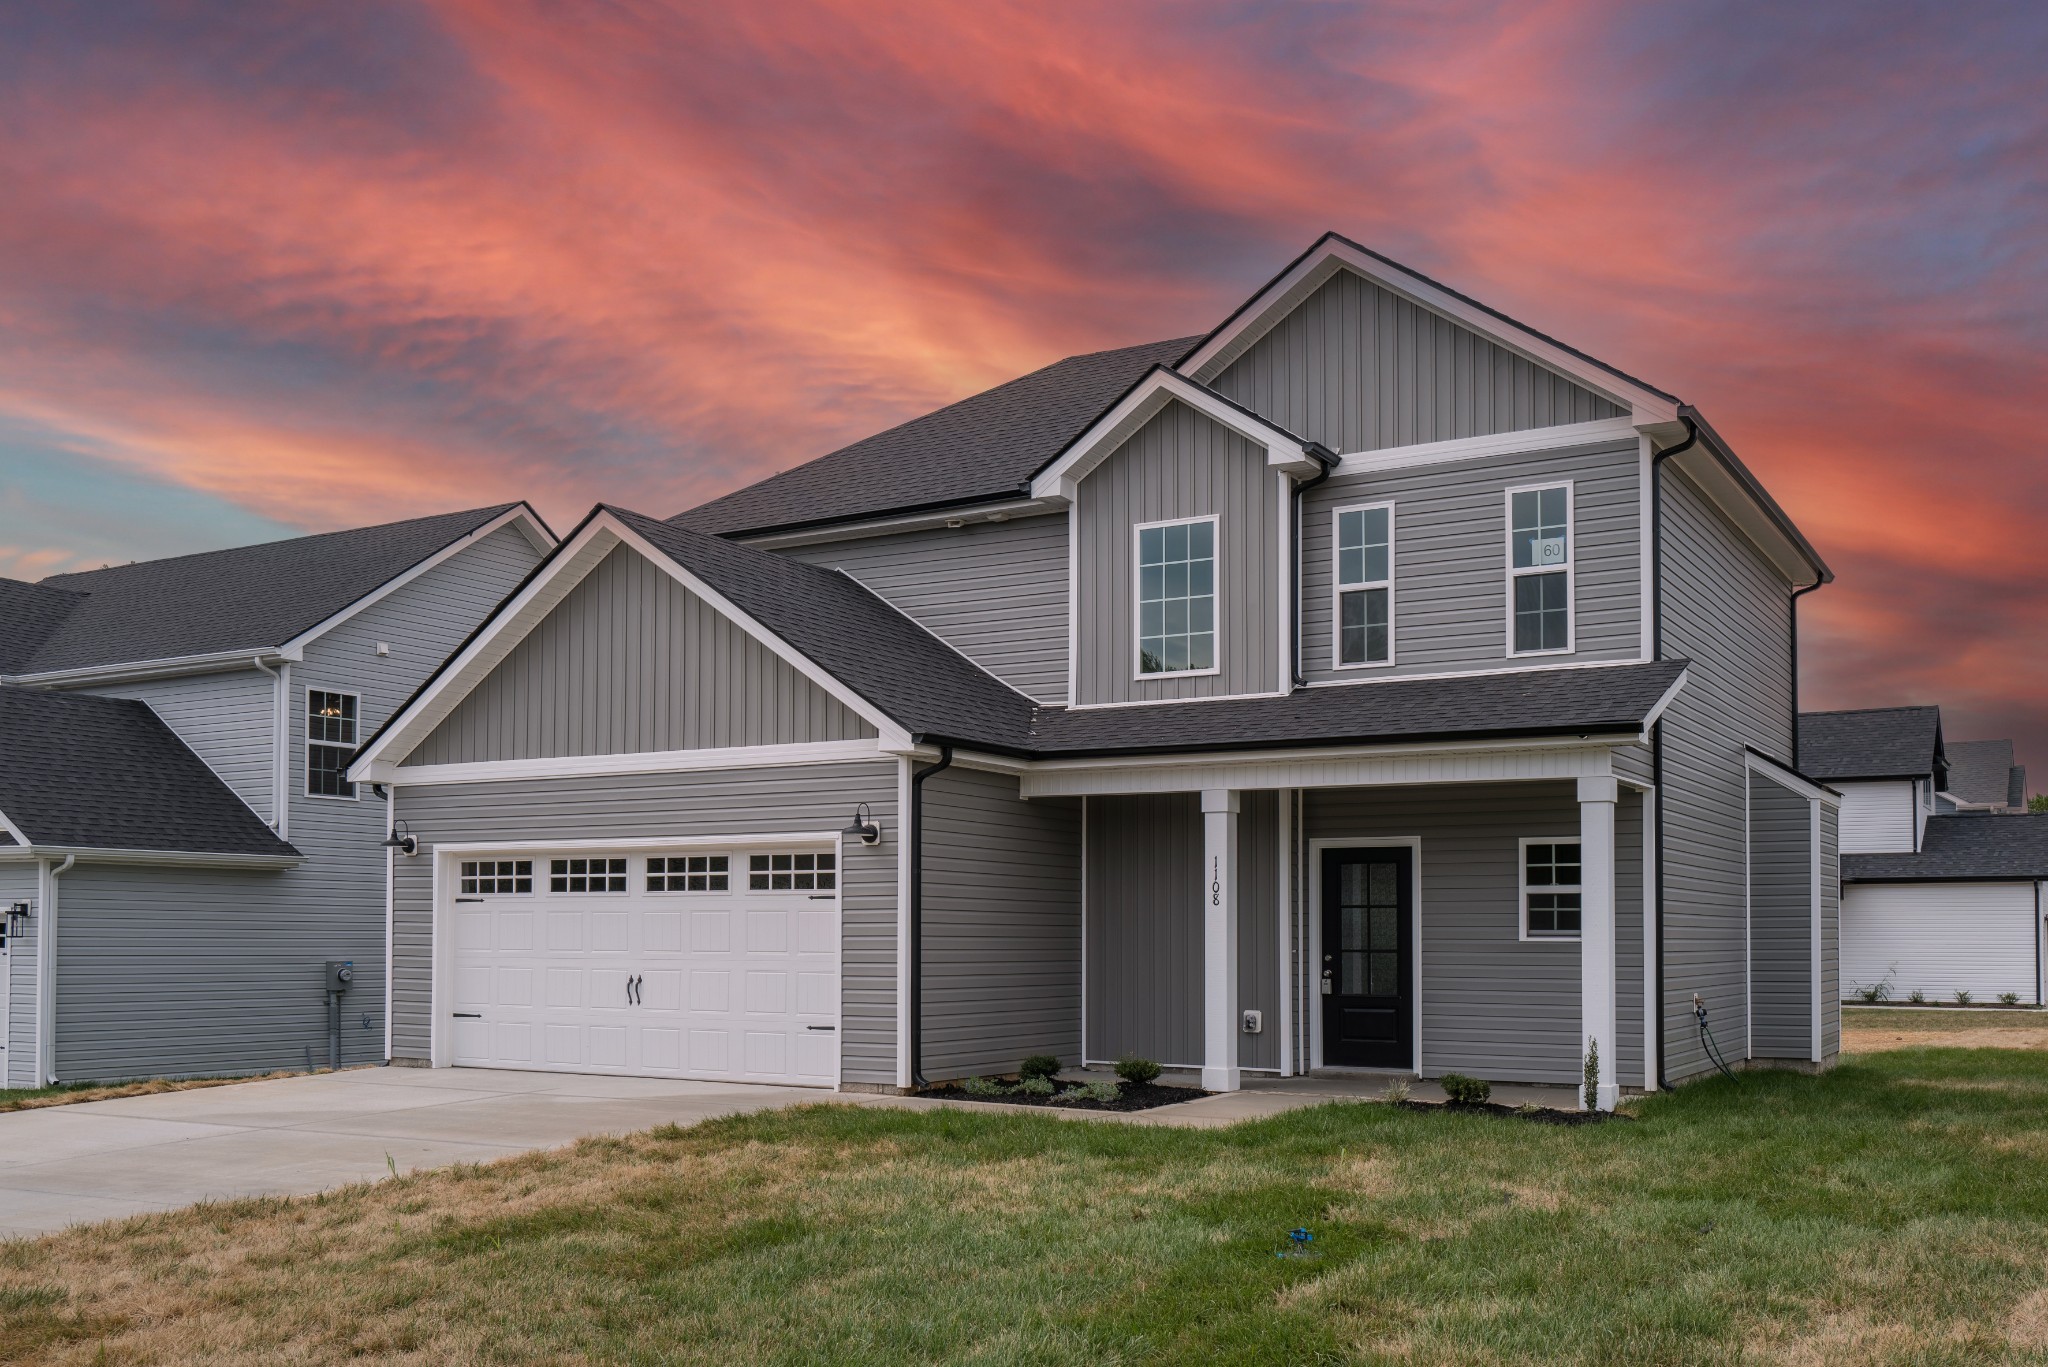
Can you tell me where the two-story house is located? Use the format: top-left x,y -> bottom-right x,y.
0,505 -> 552,1086
1801,706 -> 2048,1004
353,234 -> 1840,1108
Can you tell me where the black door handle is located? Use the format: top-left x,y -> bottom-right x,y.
453,1012 -> 481,1019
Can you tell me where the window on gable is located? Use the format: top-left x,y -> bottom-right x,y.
306,690 -> 358,799
1508,485 -> 1572,655
1137,517 -> 1216,676
1334,504 -> 1393,667
1522,841 -> 1582,938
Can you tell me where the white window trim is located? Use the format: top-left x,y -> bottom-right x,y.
1329,500 -> 1396,671
1518,835 -> 1583,942
1504,480 -> 1576,659
1131,513 -> 1222,682
304,686 -> 362,802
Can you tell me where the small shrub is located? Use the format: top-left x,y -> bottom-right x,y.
1908,990 -> 1926,1004
960,1076 -> 1009,1098
1380,1077 -> 1411,1104
1114,1055 -> 1162,1086
1015,1075 -> 1056,1096
1582,1035 -> 1602,1112
2000,992 -> 2021,1006
1955,989 -> 1974,1006
1440,1073 -> 1491,1105
1018,1054 -> 1062,1082
1052,1080 -> 1121,1105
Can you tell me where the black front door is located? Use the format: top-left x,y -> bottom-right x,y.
1321,847 -> 1413,1068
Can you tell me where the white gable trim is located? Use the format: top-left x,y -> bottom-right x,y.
1019,736 -> 1625,798
0,806 -> 30,848
1744,749 -> 1842,808
350,512 -> 911,776
279,505 -> 554,660
1178,239 -> 1679,428
1027,369 -> 1324,504
1330,417 -> 1640,477
365,738 -> 885,788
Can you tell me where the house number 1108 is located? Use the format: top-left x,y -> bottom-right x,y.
1211,855 -> 1221,906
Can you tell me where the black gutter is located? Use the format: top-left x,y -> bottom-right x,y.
1649,417 -> 1701,1091
906,743 -> 954,1090
1289,442 -> 1339,687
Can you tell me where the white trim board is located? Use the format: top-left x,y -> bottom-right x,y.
1021,739 -> 1623,799
739,500 -> 1066,551
1329,418 -> 1639,478
0,846 -> 302,869
366,740 -> 886,789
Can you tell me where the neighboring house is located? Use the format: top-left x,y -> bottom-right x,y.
352,233 -> 1840,1109
1800,706 -> 2047,1003
0,505 -> 553,1085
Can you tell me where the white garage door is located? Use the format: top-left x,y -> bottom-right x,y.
1842,881 -> 2040,1004
447,847 -> 840,1086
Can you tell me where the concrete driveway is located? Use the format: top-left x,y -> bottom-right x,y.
0,1066 -> 841,1240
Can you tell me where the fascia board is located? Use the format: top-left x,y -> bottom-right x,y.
1664,447 -> 1824,586
1027,369 -> 1314,502
0,845 -> 303,869
1743,747 -> 1843,806
4,649 -> 284,688
367,738 -> 886,787
740,499 -> 1064,550
1179,238 -> 1679,424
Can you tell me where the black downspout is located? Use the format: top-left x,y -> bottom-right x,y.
907,743 -> 954,1090
1289,444 -> 1337,688
1650,417 -> 1700,1090
1788,579 -> 1825,765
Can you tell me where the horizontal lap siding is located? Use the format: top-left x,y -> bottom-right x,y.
1075,402 -> 1282,705
1305,782 -> 1604,1085
920,766 -> 1080,1079
1660,469 -> 1793,1081
408,545 -> 872,766
1237,791 -> 1281,1071
782,516 -> 1069,704
1749,773 -> 1814,1059
1085,793 -> 1202,1067
1300,441 -> 1641,681
79,668 -> 276,819
1618,788 -> 1644,1087
1820,806 -> 1840,1053
3,863 -> 36,1087
1209,267 -> 1624,453
1841,882 -> 2038,1003
392,762 -> 900,1084
1835,781 -> 1917,854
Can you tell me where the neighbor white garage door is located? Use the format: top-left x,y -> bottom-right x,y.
1842,881 -> 2041,1004
447,847 -> 841,1086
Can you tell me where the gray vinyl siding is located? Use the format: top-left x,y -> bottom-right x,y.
1084,793 -> 1202,1067
38,530 -> 544,1082
1208,267 -> 1624,453
1748,772 -> 1814,1060
1657,468 -> 1794,1081
1236,790 -> 1281,1071
920,766 -> 1080,1079
780,515 -> 1068,704
1299,440 -> 1642,682
1617,787 -> 1644,1088
1820,805 -> 1840,1055
1074,401 -> 1283,704
407,544 -> 872,766
1305,781 -> 1643,1085
391,762 -> 901,1085
78,667 -> 276,820
2,862 -> 36,1087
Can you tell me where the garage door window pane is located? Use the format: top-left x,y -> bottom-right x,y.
749,852 -> 836,891
550,857 -> 626,893
648,855 -> 729,892
460,860 -> 532,895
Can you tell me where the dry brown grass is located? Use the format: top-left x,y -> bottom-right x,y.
0,1070 -> 326,1115
1845,1027 -> 2048,1053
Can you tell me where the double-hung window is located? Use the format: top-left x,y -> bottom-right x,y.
1136,516 -> 1217,677
1333,503 -> 1393,667
1520,840 -> 1582,939
306,689 -> 358,799
1507,483 -> 1572,655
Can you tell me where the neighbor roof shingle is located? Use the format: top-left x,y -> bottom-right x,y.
1797,707 -> 1943,781
1843,813 -> 2048,882
0,686 -> 300,858
14,505 -> 526,675
673,338 -> 1196,537
0,578 -> 88,673
1942,739 -> 2019,807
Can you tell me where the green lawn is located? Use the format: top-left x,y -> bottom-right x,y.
8,1049 -> 2048,1364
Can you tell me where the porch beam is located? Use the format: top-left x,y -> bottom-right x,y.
1579,775 -> 1620,1111
1201,789 -> 1241,1093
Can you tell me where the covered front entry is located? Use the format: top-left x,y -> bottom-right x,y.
442,844 -> 841,1087
1320,846 -> 1413,1068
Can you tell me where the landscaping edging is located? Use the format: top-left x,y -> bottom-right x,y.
1396,1098 -> 1628,1126
918,1080 -> 1208,1113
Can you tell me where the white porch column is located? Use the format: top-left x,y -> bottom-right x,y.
1201,789 -> 1241,1093
1578,775 -> 1619,1111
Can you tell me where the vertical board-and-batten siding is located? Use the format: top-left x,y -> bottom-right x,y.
48,525 -> 544,1082
780,516 -> 1068,705
1748,771 -> 1814,1060
919,766 -> 1081,1078
407,544 -> 874,766
1207,267 -> 1625,453
391,763 -> 901,1084
78,668 -> 277,819
1833,781 -> 1918,854
1081,791 -> 1281,1071
1658,468 -> 1794,1082
1304,782 -> 1643,1086
2,862 -> 36,1088
1299,440 -> 1642,682
1075,401 -> 1281,705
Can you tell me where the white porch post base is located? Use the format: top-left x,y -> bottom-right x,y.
1579,775 -> 1619,1111
1201,789 -> 1241,1093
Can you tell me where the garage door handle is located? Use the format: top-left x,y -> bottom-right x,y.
453,1012 -> 481,1019
806,1025 -> 835,1032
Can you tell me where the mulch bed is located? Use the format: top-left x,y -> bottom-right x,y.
1397,1099 -> 1628,1126
920,1081 -> 1208,1112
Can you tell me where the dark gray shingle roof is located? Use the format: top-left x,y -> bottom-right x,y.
16,505 -> 525,675
0,686 -> 300,858
1844,813 -> 2048,882
1943,739 -> 2019,807
673,338 -> 1196,537
1798,707 -> 1943,781
0,578 -> 88,673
